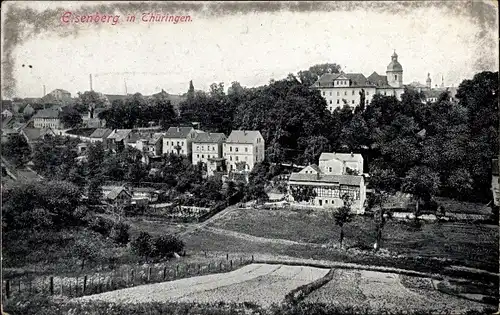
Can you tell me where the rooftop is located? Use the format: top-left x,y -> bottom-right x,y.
193,132 -> 226,143
32,108 -> 60,119
319,152 -> 363,163
90,128 -> 113,139
107,129 -> 133,141
164,126 -> 194,138
289,172 -> 363,186
226,130 -> 263,144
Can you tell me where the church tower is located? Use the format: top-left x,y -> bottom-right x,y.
386,51 -> 403,88
426,73 -> 432,89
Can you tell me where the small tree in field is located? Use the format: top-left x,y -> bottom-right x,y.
74,235 -> 101,270
333,193 -> 354,249
131,232 -> 155,262
110,222 -> 130,245
153,234 -> 185,258
370,191 -> 393,251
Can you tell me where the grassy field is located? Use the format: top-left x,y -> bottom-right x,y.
204,208 -> 498,273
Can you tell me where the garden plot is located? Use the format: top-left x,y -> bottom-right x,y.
76,264 -> 329,306
304,269 -> 487,313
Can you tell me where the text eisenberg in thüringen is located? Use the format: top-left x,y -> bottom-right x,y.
141,13 -> 192,23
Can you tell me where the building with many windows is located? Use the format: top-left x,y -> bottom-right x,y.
162,126 -> 198,156
311,51 -> 405,112
192,132 -> 226,166
223,130 -> 265,173
287,152 -> 367,213
32,108 -> 62,129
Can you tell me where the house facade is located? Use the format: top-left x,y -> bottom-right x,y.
107,129 -> 134,152
21,127 -> 56,148
32,108 -> 62,129
192,132 -> 226,166
89,128 -> 113,148
162,126 -> 197,156
46,89 -> 72,102
223,130 -> 265,173
319,152 -> 364,175
136,132 -> 164,157
311,52 -> 405,112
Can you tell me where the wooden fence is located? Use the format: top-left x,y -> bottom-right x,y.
2,254 -> 255,301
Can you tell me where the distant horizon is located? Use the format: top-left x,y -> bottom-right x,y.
2,1 -> 498,99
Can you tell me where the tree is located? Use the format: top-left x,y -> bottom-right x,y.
153,234 -> 184,258
332,193 -> 354,249
74,233 -> 102,270
110,222 -> 130,245
402,166 -> 440,222
290,185 -> 317,203
2,134 -> 31,167
60,106 -> 83,128
187,80 -> 195,100
131,232 -> 155,262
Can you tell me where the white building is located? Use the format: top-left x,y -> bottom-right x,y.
223,130 -> 265,173
162,126 -> 198,156
192,132 -> 226,165
32,108 -> 62,129
318,152 -> 364,175
311,51 -> 405,112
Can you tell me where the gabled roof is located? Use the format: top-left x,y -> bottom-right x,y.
106,186 -> 132,200
32,108 -> 60,119
107,129 -> 133,141
1,109 -> 13,116
90,128 -> 112,139
193,132 -> 226,143
226,130 -> 263,144
344,73 -> 374,87
311,72 -> 376,88
300,164 -> 321,174
50,89 -> 71,94
289,173 -> 363,186
367,72 -> 390,87
319,152 -> 363,163
22,127 -> 55,142
164,126 -> 195,139
1,116 -> 13,128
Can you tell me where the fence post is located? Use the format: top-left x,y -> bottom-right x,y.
163,267 -> 167,280
148,267 -> 152,282
219,262 -> 222,271
226,253 -> 229,261
252,255 -> 254,262
49,277 -> 54,295
197,264 -> 200,274
240,257 -> 242,265
175,265 -> 179,278
131,270 -> 135,285
230,260 -> 233,270
83,275 -> 87,294
69,281 -> 72,296
76,277 -> 79,296
5,280 -> 10,299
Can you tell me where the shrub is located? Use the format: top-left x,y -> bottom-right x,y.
88,216 -> 114,237
153,234 -> 184,258
110,222 -> 130,245
131,231 -> 155,262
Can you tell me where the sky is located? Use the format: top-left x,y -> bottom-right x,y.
2,1 -> 499,99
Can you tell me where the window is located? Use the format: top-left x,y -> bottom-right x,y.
202,146 -> 204,150
352,100 -> 355,104
329,92 -> 332,96
337,91 -> 339,96
329,107 -> 332,111
230,147 -> 232,152
212,146 -> 215,151
325,200 -> 328,204
366,91 -> 369,95
202,155 -> 204,158
323,91 -> 325,96
344,91 -> 347,95
337,100 -> 340,104
236,156 -> 239,161
171,141 -> 174,146
245,156 -> 248,161
197,146 -> 199,150
384,91 -> 387,95
235,147 -> 239,152
245,147 -> 248,152
230,156 -> 232,161
177,141 -> 180,146
329,167 -> 332,172
395,75 -> 397,80
197,154 -> 200,158
329,100 -> 332,104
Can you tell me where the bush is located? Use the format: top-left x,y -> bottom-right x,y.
131,231 -> 155,261
88,216 -> 114,237
153,234 -> 184,258
110,222 -> 130,245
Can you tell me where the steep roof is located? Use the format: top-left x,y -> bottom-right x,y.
226,130 -> 263,144
367,72 -> 390,87
164,126 -> 195,138
193,132 -> 226,143
90,128 -> 112,139
107,129 -> 133,141
289,173 -> 363,186
106,186 -> 131,200
319,152 -> 363,163
344,73 -> 374,87
311,72 -> 376,88
32,108 -> 60,119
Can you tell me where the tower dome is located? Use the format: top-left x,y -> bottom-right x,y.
386,50 -> 403,88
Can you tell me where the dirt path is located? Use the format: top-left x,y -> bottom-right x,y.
177,204 -> 242,237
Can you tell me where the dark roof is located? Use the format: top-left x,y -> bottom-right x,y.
193,132 -> 226,143
32,108 -> 60,119
493,159 -> 499,176
22,127 -> 54,142
106,186 -> 131,200
344,73 -> 373,87
226,130 -> 263,144
107,129 -> 132,141
311,72 -> 376,89
367,72 -> 390,87
289,173 -> 363,186
164,126 -> 194,138
90,128 -> 113,139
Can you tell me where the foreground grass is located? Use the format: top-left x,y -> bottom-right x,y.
3,294 -> 495,315
206,208 -> 498,272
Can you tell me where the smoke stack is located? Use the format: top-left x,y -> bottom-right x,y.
90,74 -> 93,91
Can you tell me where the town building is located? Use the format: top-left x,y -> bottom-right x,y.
32,108 -> 62,129
20,127 -> 56,148
82,107 -> 106,128
45,89 -> 72,102
107,129 -> 136,152
102,186 -> 132,206
287,152 -> 367,213
1,109 -> 13,119
492,158 -> 499,208
136,132 -> 164,157
192,132 -> 226,166
407,73 -> 458,103
311,51 -> 405,112
89,128 -> 113,148
162,126 -> 198,156
223,130 -> 265,173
